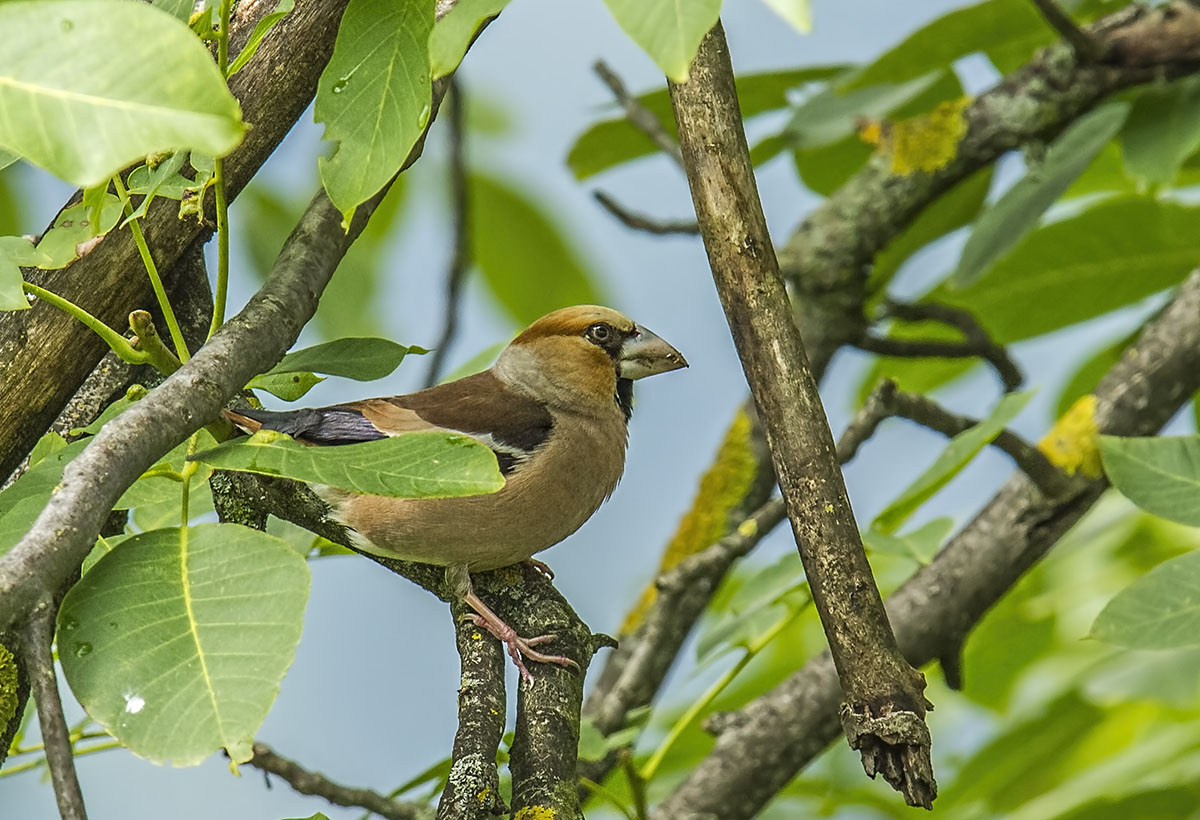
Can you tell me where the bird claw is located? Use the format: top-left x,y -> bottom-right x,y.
524,558 -> 555,581
470,614 -> 579,683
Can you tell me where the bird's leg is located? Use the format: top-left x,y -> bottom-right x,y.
524,557 -> 554,580
463,590 -> 580,684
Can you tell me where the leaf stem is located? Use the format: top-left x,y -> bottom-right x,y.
210,0 -> 233,339
22,283 -> 149,365
0,740 -> 122,779
111,174 -> 190,363
180,433 -> 201,526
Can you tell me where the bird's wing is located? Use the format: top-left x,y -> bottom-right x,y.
229,371 -> 554,476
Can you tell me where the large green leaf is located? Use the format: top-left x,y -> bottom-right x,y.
1098,436 -> 1200,527
601,0 -> 722,83
315,0 -> 433,217
429,0 -> 511,79
190,430 -> 505,498
58,524 -> 309,765
267,337 -> 425,381
567,67 -> 845,180
470,172 -> 602,324
847,0 -> 1046,90
937,197 -> 1200,343
35,198 -> 124,269
1092,550 -> 1200,649
953,103 -> 1130,287
1120,78 -> 1200,186
872,390 -> 1034,534
0,0 -> 243,187
0,236 -> 50,311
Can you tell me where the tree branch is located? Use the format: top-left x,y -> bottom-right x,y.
22,601 -> 87,820
592,191 -> 700,236
425,81 -> 472,389
593,61 -> 683,169
437,600 -> 507,819
248,742 -> 434,820
1029,0 -> 1106,62
668,22 -> 935,807
653,268 -> 1200,820
779,1 -> 1200,376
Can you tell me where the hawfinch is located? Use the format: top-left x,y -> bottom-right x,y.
229,306 -> 687,680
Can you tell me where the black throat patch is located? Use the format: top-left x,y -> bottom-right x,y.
615,377 -> 633,422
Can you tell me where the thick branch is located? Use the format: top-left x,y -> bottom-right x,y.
0,0 -> 351,480
669,22 -> 935,807
781,2 -> 1200,375
653,269 -> 1200,819
249,742 -> 433,820
437,600 -> 507,819
23,602 -> 87,820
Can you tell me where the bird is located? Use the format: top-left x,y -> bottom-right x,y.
227,305 -> 687,681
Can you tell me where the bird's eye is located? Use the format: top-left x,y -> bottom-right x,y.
586,323 -> 613,344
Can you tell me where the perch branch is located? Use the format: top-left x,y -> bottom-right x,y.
248,742 -> 433,820
668,22 -> 935,807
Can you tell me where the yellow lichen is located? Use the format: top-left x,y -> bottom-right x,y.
860,97 -> 971,176
619,408 -> 761,636
477,785 -> 491,804
0,641 -> 17,731
1039,395 -> 1102,478
514,808 -> 555,820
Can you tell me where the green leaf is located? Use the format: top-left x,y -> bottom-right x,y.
121,152 -> 189,225
953,103 -> 1130,287
600,0 -> 722,83
35,198 -> 124,269
567,66 -> 845,180
937,197 -> 1200,343
28,431 -> 68,467
0,149 -> 17,173
0,235 -> 51,311
0,438 -> 91,557
1120,78 -> 1200,186
115,430 -> 218,510
1092,550 -> 1200,649
870,167 -> 992,292
872,390 -> 1035,534
58,523 -> 309,765
247,371 -> 325,402
862,517 -> 954,565
1098,436 -> 1200,526
267,337 -> 425,381
0,0 -> 244,187
70,385 -> 148,436
855,320 -> 974,404
152,0 -> 193,22
228,0 -> 294,77
848,0 -> 1046,90
82,533 -> 131,576
316,0 -> 433,217
190,430 -> 505,498
782,73 -> 942,150
429,0 -> 511,79
470,173 -> 602,324
760,0 -> 811,32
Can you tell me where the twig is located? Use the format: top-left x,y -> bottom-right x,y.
1029,0 -> 1106,62
593,60 -> 684,169
669,22 -> 935,807
650,269 -> 1200,820
879,299 -> 1023,391
592,191 -> 700,236
425,80 -> 471,389
856,334 -> 1021,393
436,600 -> 507,819
22,602 -> 88,820
248,742 -> 433,820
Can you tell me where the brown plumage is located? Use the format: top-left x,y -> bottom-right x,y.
229,305 -> 687,680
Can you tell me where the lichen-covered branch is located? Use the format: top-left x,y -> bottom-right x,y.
669,22 -> 935,807
653,269 -> 1200,819
249,742 -> 434,820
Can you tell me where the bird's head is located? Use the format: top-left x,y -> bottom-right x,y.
494,305 -> 687,417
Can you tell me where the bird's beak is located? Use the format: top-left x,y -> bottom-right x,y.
618,325 -> 689,380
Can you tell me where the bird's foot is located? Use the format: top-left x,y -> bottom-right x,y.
524,557 -> 555,580
469,614 -> 578,683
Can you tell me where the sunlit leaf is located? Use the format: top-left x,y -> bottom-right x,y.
953,103 -> 1129,287
760,0 -> 811,32
190,430 -> 505,498
862,517 -> 954,565
0,0 -> 243,187
267,337 -> 425,381
35,199 -> 123,269
0,235 -> 50,311
601,0 -> 722,83
429,0 -> 510,79
0,438 -> 91,557
58,524 -> 310,765
1092,550 -> 1200,649
470,172 -> 602,324
873,390 -> 1034,534
1098,435 -> 1200,526
316,0 -> 433,217
247,371 -> 325,402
